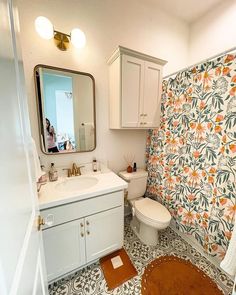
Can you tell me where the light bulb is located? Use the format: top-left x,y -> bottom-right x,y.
35,16 -> 53,40
71,28 -> 86,49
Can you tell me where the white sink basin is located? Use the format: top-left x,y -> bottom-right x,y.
55,176 -> 98,193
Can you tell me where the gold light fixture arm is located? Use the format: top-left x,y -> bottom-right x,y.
53,30 -> 71,51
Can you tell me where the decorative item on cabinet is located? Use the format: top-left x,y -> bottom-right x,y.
127,166 -> 133,173
107,46 -> 167,129
124,153 -> 134,173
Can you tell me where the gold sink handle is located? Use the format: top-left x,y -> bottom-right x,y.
63,168 -> 72,177
76,165 -> 85,176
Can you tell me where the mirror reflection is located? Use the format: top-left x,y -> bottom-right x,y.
34,65 -> 96,154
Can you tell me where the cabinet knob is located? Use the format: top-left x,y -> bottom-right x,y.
143,113 -> 147,116
81,232 -> 84,237
143,122 -> 147,125
80,223 -> 84,227
140,114 -> 144,117
140,122 -> 144,125
86,221 -> 89,226
45,214 -> 54,227
87,230 -> 90,235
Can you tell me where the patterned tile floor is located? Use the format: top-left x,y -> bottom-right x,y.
49,217 -> 234,295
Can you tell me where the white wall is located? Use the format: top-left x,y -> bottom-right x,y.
189,0 -> 236,64
17,0 -> 189,172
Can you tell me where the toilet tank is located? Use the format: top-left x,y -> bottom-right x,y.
119,169 -> 148,200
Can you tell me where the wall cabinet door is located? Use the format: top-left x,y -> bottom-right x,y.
43,219 -> 86,281
121,55 -> 162,128
142,61 -> 162,127
121,54 -> 144,127
85,206 -> 124,263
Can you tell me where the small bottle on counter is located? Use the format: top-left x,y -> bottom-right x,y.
49,163 -> 58,182
92,158 -> 97,172
133,162 -> 137,172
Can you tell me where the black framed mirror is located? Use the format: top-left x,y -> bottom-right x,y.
34,65 -> 96,154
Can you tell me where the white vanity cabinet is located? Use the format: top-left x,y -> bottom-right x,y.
40,190 -> 124,281
108,46 -> 167,129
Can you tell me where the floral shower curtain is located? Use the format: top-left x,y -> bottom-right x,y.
146,53 -> 236,260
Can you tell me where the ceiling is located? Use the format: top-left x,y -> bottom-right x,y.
151,0 -> 226,23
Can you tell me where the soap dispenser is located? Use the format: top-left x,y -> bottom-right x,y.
49,163 -> 58,182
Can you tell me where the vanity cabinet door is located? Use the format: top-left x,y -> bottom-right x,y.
43,219 -> 86,281
85,206 -> 124,263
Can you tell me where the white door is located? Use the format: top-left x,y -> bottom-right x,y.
0,1 -> 48,294
85,207 -> 124,263
143,61 -> 162,127
121,55 -> 144,127
43,219 -> 86,281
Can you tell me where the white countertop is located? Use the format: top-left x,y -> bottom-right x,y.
38,171 -> 128,210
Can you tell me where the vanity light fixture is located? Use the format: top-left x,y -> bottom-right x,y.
35,16 -> 86,51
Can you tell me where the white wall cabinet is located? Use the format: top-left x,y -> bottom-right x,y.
108,46 -> 167,129
41,191 -> 124,281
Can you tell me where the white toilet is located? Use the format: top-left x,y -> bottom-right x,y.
119,169 -> 171,246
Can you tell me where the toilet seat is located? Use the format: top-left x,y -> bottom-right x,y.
134,198 -> 171,228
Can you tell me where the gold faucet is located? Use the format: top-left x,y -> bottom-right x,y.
63,163 -> 84,177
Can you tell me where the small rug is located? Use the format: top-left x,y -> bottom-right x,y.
100,248 -> 138,290
141,255 -> 223,295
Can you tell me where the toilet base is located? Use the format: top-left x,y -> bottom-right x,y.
130,216 -> 159,246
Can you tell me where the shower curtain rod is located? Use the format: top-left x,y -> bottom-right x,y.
163,45 -> 236,80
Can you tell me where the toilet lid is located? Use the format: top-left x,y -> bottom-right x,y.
135,198 -> 171,223
119,169 -> 148,181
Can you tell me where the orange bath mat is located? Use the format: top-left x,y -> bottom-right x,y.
141,255 -> 223,295
100,248 -> 138,290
